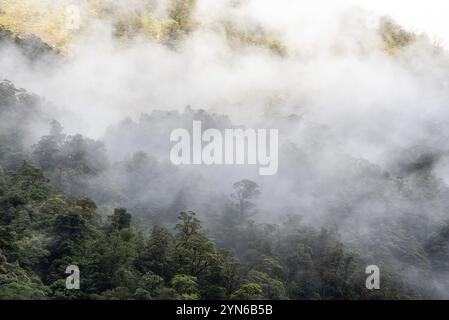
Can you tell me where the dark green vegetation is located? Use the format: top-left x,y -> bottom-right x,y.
0,160 -> 415,300
1,16 -> 449,299
0,79 -> 445,300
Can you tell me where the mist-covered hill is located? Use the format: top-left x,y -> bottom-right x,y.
2,1 -> 449,300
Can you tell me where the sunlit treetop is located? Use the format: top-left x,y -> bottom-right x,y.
0,0 -> 430,56
0,0 -> 287,54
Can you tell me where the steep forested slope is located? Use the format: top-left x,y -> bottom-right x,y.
1,1 -> 449,300
0,79 -> 447,299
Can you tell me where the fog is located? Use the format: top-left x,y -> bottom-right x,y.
2,0 -> 449,298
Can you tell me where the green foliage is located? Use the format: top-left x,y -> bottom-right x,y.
173,211 -> 217,276
379,17 -> 417,53
8,161 -> 50,203
0,256 -> 49,299
138,225 -> 175,279
0,155 -> 431,300
109,208 -> 132,230
171,274 -> 199,300
224,22 -> 286,56
32,122 -> 109,197
230,283 -> 262,300
165,0 -> 196,43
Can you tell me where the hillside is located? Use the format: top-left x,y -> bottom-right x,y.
1,1 -> 449,301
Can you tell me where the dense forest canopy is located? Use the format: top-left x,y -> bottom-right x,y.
1,1 -> 449,300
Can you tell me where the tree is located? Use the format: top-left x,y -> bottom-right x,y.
8,161 -> 50,203
32,120 -> 65,171
230,283 -> 262,300
109,208 -> 132,231
219,249 -> 243,298
138,225 -> 175,279
231,179 -> 260,222
0,252 -> 49,299
45,197 -> 94,285
94,208 -> 144,295
171,274 -> 199,300
173,212 -> 217,277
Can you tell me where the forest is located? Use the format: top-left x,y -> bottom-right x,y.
0,143 -> 418,299
0,69 -> 444,300
2,0 -> 449,300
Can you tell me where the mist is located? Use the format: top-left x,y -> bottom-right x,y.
2,0 -> 449,298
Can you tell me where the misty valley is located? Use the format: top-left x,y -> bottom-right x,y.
1,0 -> 449,303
